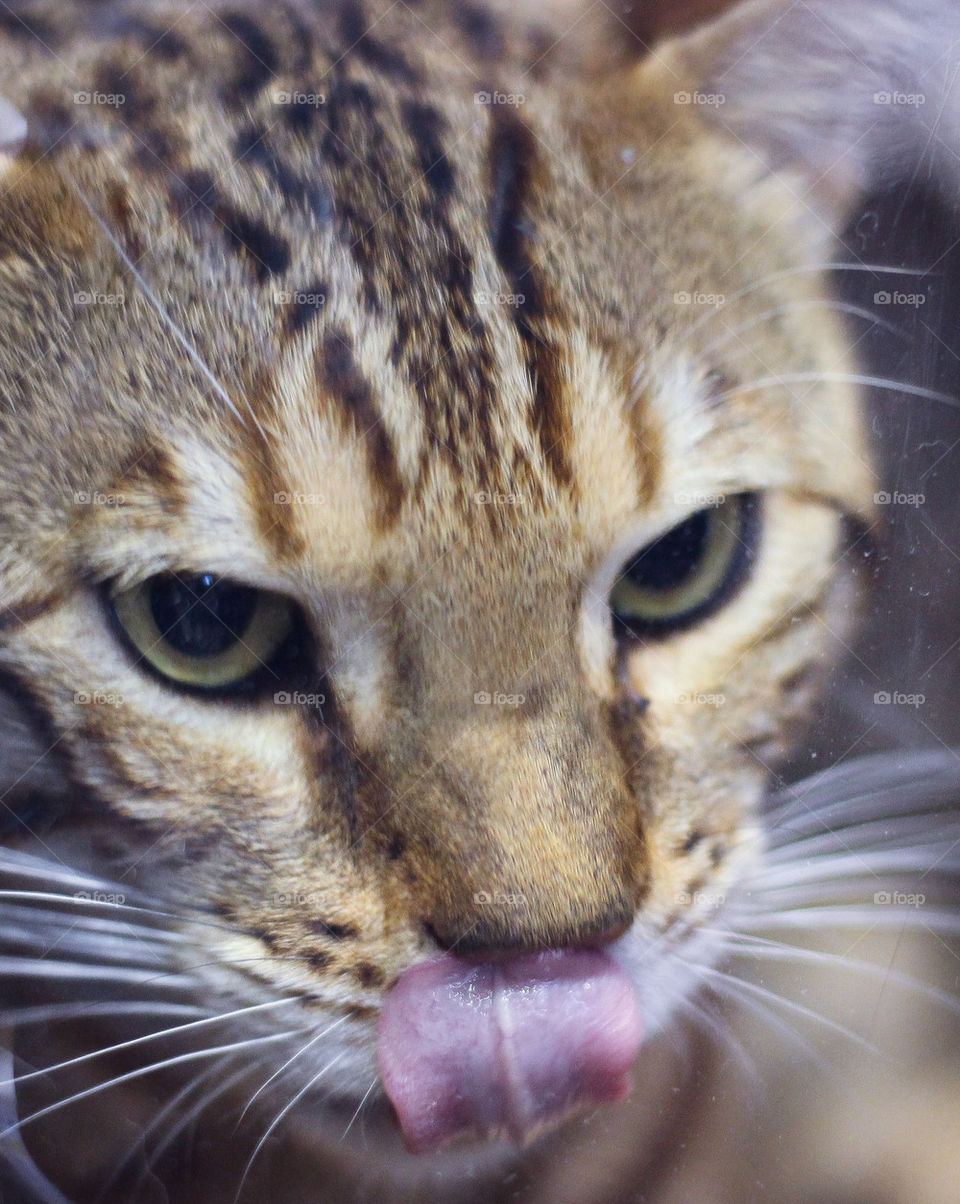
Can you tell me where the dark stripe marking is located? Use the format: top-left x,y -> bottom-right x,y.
316,330 -> 404,525
120,19 -> 188,62
338,0 -> 420,82
310,920 -> 358,940
93,61 -> 155,122
285,277 -> 328,335
0,10 -> 58,47
454,4 -> 506,60
487,111 -> 573,488
402,101 -> 455,200
216,202 -> 292,281
235,125 -> 335,223
220,11 -> 279,99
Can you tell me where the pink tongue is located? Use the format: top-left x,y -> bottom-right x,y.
378,949 -> 642,1152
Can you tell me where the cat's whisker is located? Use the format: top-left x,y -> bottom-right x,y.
0,955 -> 198,990
751,847 -> 960,884
0,1001 -> 207,1028
672,992 -> 759,1087
236,1011 -> 352,1125
764,817 -> 960,856
234,1049 -> 350,1204
693,962 -> 880,1055
716,930 -> 960,1017
122,1060 -> 256,1202
0,1029 -> 303,1141
675,261 -> 929,345
68,179 -> 258,434
680,960 -> 827,1068
699,299 -> 902,360
0,887 -> 243,939
97,1061 -> 223,1202
6,997 -> 300,1088
765,770 -> 960,826
0,903 -> 191,944
732,904 -> 960,936
716,371 -> 960,408
340,1077 -> 378,1144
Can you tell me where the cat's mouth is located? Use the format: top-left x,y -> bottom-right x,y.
377,948 -> 642,1152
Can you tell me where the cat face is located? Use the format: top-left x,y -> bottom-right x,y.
0,0 -> 878,1164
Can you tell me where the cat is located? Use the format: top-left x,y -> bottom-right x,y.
0,0 -> 958,1199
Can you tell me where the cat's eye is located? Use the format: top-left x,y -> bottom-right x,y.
610,494 -> 759,636
110,572 -> 296,690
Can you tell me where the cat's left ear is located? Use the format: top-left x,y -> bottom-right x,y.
633,0 -> 960,231
0,97 -> 26,169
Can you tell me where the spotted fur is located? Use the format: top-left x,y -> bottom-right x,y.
0,0 -> 953,1199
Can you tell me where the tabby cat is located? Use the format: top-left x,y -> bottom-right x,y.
0,0 -> 958,1200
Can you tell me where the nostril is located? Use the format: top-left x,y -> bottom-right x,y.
423,910 -> 634,960
590,918 -> 631,946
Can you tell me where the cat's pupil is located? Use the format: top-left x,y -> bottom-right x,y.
149,574 -> 256,657
624,510 -> 710,590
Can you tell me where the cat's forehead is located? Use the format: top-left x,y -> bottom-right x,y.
0,0 -> 872,573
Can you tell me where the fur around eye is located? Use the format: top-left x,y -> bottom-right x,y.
610,493 -> 760,636
110,572 -> 296,691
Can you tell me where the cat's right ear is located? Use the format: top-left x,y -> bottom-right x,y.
0,97 -> 26,170
630,0 -> 960,233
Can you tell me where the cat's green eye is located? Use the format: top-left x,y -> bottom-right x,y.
111,572 -> 295,690
610,494 -> 759,636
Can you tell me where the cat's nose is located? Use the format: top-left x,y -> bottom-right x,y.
423,902 -> 635,959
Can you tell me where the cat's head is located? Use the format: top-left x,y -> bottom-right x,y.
0,0 -> 941,1170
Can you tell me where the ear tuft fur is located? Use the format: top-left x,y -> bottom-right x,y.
0,97 -> 26,164
639,0 -> 960,227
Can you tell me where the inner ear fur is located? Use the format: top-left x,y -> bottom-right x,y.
632,0 -> 960,231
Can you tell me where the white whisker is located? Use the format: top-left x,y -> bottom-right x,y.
69,180 -> 251,429
717,371 -> 959,407
340,1077 -> 378,1144
6,997 -> 300,1088
700,299 -> 901,360
695,963 -> 879,1055
1,1029 -> 301,1140
237,1012 -> 351,1125
234,1049 -> 349,1204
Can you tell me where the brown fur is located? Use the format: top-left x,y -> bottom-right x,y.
0,0 -> 916,1198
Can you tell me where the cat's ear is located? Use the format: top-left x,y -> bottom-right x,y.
0,97 -> 26,170
634,0 -> 960,229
